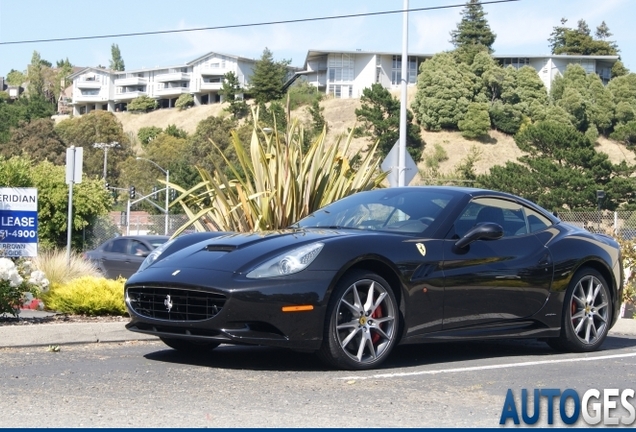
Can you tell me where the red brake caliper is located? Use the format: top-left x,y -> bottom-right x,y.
371,303 -> 383,344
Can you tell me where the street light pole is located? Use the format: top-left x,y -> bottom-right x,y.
93,142 -> 119,182
136,157 -> 170,236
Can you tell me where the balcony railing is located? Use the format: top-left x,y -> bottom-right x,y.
155,72 -> 190,83
114,77 -> 147,87
114,90 -> 147,100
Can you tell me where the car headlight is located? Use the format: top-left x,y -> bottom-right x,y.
138,238 -> 176,273
246,242 -> 324,279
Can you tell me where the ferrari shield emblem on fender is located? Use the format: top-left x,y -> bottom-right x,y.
416,243 -> 427,256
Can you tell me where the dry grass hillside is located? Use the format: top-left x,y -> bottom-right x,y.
113,93 -> 636,183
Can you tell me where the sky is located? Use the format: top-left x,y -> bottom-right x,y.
1,0 -> 635,76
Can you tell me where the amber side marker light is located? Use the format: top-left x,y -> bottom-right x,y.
282,305 -> 314,312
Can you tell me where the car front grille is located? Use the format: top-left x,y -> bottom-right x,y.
126,286 -> 226,321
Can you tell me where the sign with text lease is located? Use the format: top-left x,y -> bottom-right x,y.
0,187 -> 38,257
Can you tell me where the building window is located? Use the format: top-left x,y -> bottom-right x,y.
327,54 -> 354,83
80,89 -> 99,95
391,56 -> 418,85
500,58 -> 530,69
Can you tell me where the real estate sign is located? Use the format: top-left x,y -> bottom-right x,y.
0,188 -> 38,257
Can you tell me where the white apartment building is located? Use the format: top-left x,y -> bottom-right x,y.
69,49 -> 619,114
68,51 -> 259,115
300,49 -> 619,98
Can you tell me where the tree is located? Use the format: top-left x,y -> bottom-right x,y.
55,111 -> 133,183
31,160 -> 112,250
5,69 -> 25,86
450,0 -> 496,64
479,121 -> 635,210
109,44 -> 125,71
27,51 -> 45,98
595,21 -> 612,40
54,57 -> 74,101
183,115 -> 243,175
137,126 -> 163,146
458,102 -> 490,139
549,18 -> 618,56
219,71 -> 248,119
3,118 -> 66,164
249,48 -> 291,104
355,83 -> 423,161
412,52 -> 473,130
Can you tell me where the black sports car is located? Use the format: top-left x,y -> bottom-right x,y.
124,187 -> 623,370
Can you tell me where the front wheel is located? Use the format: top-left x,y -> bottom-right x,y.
160,337 -> 220,353
318,270 -> 399,370
547,268 -> 612,352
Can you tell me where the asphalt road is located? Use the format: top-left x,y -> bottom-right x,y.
1,335 -> 636,428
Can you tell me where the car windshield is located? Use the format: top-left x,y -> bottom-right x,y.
294,189 -> 456,234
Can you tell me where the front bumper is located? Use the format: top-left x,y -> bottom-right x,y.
124,266 -> 334,351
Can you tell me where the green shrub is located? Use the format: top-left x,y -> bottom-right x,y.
128,95 -> 157,113
42,276 -> 126,315
175,93 -> 194,111
138,126 -> 163,146
489,102 -> 522,135
458,102 -> 491,139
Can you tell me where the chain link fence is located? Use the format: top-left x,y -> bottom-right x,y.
81,213 -> 191,251
557,211 -> 636,239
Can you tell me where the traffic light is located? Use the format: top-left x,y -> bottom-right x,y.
170,188 -> 176,201
105,182 -> 110,189
152,186 -> 158,200
129,185 -> 136,199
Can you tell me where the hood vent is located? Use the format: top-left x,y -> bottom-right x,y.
205,244 -> 237,252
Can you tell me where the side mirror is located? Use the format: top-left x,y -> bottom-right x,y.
455,222 -> 504,249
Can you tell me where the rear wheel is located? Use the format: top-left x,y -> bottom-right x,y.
318,270 -> 399,370
547,268 -> 612,352
159,337 -> 220,353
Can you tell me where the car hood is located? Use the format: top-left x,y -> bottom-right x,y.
145,228 -> 359,273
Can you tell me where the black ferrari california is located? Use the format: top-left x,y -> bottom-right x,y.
124,187 -> 623,370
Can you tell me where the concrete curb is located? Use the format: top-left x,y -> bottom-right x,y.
0,318 -> 634,349
0,322 -> 157,349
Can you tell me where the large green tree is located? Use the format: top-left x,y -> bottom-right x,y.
412,52 -> 474,130
479,121 -> 635,210
549,18 -> 619,56
450,0 -> 496,64
249,48 -> 291,104
109,44 -> 125,71
355,83 -> 423,161
55,111 -> 133,184
3,118 -> 66,164
219,71 -> 248,119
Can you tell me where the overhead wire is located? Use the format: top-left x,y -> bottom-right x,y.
0,0 -> 520,46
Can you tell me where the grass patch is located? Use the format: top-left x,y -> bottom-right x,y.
32,249 -> 101,286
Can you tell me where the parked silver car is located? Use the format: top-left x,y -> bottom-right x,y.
84,235 -> 170,279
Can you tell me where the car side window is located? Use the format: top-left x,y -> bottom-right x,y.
109,238 -> 129,254
524,207 -> 552,233
453,198 -> 527,238
130,240 -> 150,256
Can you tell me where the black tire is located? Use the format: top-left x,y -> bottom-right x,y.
159,337 -> 220,353
318,270 -> 399,370
547,268 -> 612,352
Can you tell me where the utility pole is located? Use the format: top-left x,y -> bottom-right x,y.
93,142 -> 119,182
398,0 -> 409,187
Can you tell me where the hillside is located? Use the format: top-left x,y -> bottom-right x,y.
113,96 -> 636,185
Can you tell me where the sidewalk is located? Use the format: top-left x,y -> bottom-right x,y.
0,310 -> 157,348
1,310 -> 635,349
